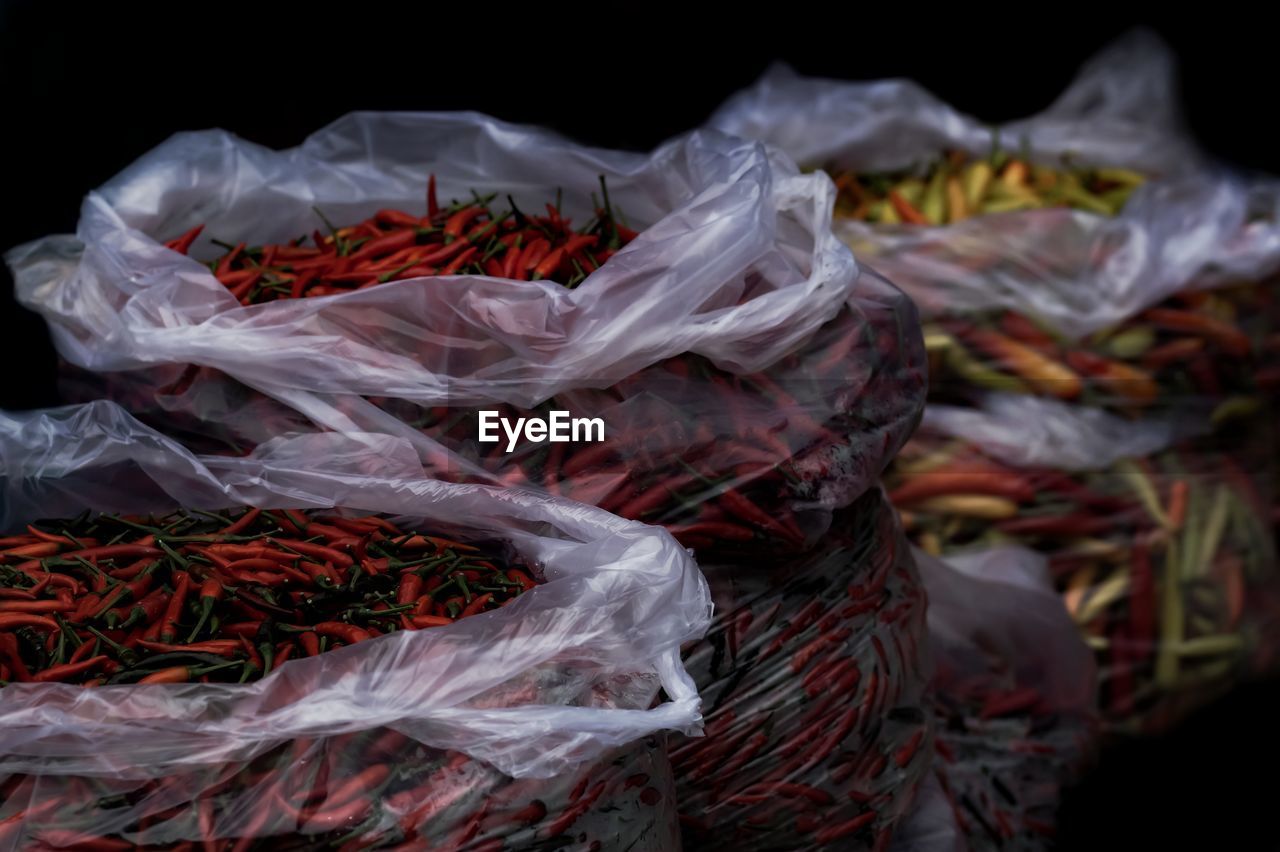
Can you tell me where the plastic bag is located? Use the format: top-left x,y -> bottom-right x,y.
707,31 -> 1280,341
675,490 -> 932,850
887,397 -> 1279,734
0,401 -> 712,849
10,114 -> 855,399
53,269 -> 926,556
12,113 -> 926,557
919,546 -> 1097,850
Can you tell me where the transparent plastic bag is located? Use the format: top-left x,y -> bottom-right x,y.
707,31 -> 1280,341
0,402 -> 712,849
919,546 -> 1097,850
12,113 -> 926,559
0,732 -> 679,851
887,399 -> 1279,734
675,491 -> 931,851
9,114 -> 855,399
54,273 -> 927,557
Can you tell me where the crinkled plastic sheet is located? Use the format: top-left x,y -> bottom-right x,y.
0,401 -> 712,783
10,113 -> 857,405
921,393 -> 1193,472
51,268 -> 928,558
674,491 -> 931,850
919,546 -> 1097,850
707,30 -> 1280,339
0,732 -> 679,850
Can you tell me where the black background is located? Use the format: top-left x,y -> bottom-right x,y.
2,6 -> 1277,849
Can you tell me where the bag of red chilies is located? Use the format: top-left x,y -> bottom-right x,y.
10,114 -> 934,847
0,401 -> 711,851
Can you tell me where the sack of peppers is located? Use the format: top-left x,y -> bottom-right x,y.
0,404 -> 712,850
709,25 -> 1280,736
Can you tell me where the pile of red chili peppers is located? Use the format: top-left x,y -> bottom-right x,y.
0,508 -> 535,687
166,176 -> 637,305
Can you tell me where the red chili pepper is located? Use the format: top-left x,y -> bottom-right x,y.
222,621 -> 265,639
108,557 -> 157,581
375,209 -> 423,229
427,175 -> 439,219
0,600 -> 73,614
889,466 -> 1035,505
1143,307 -> 1252,357
183,577 -> 224,642
560,233 -> 597,257
410,614 -> 453,629
115,588 -> 170,629
23,525 -> 80,546
521,238 -> 552,272
219,508 -> 261,536
31,655 -> 108,683
443,206 -> 485,241
888,189 -> 929,224
459,593 -> 493,619
531,248 -> 564,280
0,613 -> 61,632
397,573 -> 424,607
164,224 -> 205,255
441,245 -> 479,275
1,541 -> 60,559
272,540 -> 354,568
299,631 -> 322,657
323,763 -> 391,809
893,728 -> 926,768
137,639 -> 241,656
1141,336 -> 1205,369
61,544 -> 164,563
215,242 -> 246,278
349,228 -> 418,262
313,622 -> 373,644
156,572 -> 191,644
95,572 -> 155,619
